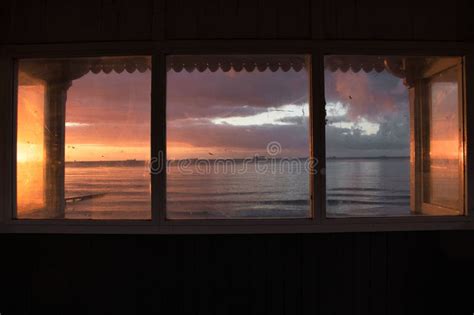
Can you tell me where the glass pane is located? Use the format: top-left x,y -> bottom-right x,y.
166,55 -> 311,219
324,55 -> 463,217
17,56 -> 152,219
423,66 -> 460,210
17,83 -> 45,212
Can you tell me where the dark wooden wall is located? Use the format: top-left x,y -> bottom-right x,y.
1,0 -> 474,43
2,1 -> 474,314
1,232 -> 474,314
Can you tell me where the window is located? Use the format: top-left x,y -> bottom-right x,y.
5,46 -> 471,234
324,55 -> 464,217
16,56 -> 152,220
421,63 -> 464,214
165,55 -> 312,219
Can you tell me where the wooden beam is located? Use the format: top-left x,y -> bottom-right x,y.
409,86 -> 419,213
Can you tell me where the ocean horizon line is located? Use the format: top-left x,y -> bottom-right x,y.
64,156 -> 412,164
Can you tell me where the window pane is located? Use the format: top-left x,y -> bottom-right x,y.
166,55 -> 311,219
324,55 -> 463,217
17,56 -> 152,219
423,67 -> 461,210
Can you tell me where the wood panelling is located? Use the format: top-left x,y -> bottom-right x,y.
0,1 -> 11,44
1,232 -> 474,314
112,0 -> 153,40
4,0 -> 473,43
274,0 -> 310,39
5,0 -> 154,43
459,0 -> 474,41
164,0 -> 199,39
8,0 -> 47,43
165,0 -> 261,39
412,0 -> 457,41
43,0 -> 102,42
352,0 -> 414,40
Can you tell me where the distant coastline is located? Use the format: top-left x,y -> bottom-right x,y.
65,159 -> 147,167
326,156 -> 410,160
65,156 -> 410,166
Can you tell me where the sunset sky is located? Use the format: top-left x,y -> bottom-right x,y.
324,69 -> 410,157
166,68 -> 310,159
62,65 -> 410,161
17,57 -> 460,162
64,71 -> 151,161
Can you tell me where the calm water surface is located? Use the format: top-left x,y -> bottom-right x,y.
64,158 -> 415,219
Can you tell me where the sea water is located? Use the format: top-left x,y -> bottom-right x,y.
64,158 -> 412,219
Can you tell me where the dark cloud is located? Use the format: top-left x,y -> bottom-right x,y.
326,111 -> 410,157
167,69 -> 309,121
169,121 -> 309,156
166,69 -> 311,157
65,67 -> 411,158
327,115 -> 408,149
324,70 -> 408,121
324,69 -> 410,157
